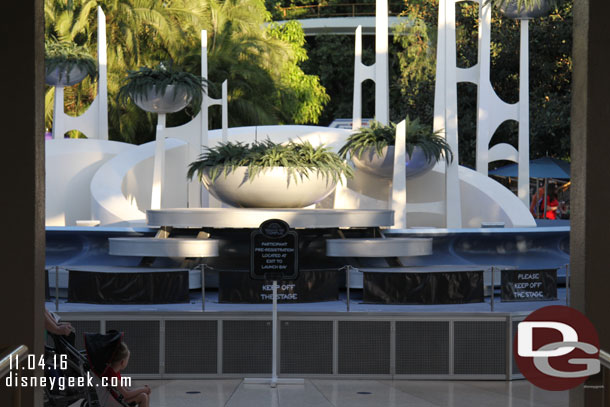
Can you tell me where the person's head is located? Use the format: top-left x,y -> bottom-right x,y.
110,342 -> 130,371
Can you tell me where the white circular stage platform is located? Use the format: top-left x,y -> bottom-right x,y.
146,208 -> 394,229
109,237 -> 219,257
326,237 -> 433,257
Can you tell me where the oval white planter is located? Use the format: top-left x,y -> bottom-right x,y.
133,85 -> 191,114
351,146 -> 436,179
202,167 -> 337,208
500,0 -> 549,19
46,66 -> 89,87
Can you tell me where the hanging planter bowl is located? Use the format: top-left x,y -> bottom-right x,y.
202,167 -> 337,208
351,146 -> 437,179
132,85 -> 191,114
45,66 -> 89,87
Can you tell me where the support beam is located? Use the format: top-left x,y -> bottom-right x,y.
570,0 -> 610,405
0,1 -> 45,406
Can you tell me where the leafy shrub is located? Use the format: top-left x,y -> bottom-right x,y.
338,117 -> 453,164
45,40 -> 97,83
117,62 -> 207,109
188,139 -> 354,184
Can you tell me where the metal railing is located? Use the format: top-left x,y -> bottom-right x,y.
0,345 -> 29,407
601,349 -> 610,370
276,2 -> 405,19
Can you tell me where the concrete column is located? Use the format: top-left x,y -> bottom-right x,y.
0,0 -> 45,406
570,0 -> 610,405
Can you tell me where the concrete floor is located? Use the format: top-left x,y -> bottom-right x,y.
129,379 -> 569,407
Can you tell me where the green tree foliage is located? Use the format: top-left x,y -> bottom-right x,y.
267,21 -> 330,124
45,0 -> 329,143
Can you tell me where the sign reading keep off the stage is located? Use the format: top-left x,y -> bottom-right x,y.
250,219 -> 298,280
501,268 -> 557,302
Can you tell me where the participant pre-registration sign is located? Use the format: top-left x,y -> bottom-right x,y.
250,219 -> 298,281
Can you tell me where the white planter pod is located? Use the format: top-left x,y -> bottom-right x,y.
46,65 -> 89,87
132,85 -> 191,114
351,146 -> 437,179
201,166 -> 338,208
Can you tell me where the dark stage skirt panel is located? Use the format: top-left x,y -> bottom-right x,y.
68,267 -> 189,304
218,269 -> 340,303
363,270 -> 484,305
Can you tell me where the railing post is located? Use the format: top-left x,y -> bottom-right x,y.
565,263 -> 570,306
490,266 -> 495,312
346,266 -> 351,312
201,264 -> 206,312
55,265 -> 60,311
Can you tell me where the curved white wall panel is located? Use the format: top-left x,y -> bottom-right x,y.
46,139 -> 133,226
207,125 -> 352,152
90,138 -> 188,226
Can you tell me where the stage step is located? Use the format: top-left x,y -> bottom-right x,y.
326,237 -> 432,257
109,237 -> 219,257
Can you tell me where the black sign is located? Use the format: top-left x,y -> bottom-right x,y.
219,269 -> 339,303
501,269 -> 557,302
250,219 -> 298,280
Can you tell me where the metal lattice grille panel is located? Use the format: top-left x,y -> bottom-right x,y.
106,321 -> 160,374
512,320 -> 521,375
165,320 -> 217,374
454,321 -> 506,375
223,320 -> 271,374
280,321 -> 333,374
396,321 -> 449,375
338,321 -> 390,374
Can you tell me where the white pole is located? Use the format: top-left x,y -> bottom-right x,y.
518,19 -> 530,207
243,280 -> 303,386
375,0 -> 389,125
434,0 -> 462,228
221,80 -> 228,143
271,280 -> 278,388
391,119 -> 407,229
52,86 -> 65,139
150,114 -> 166,210
200,30 -> 210,208
97,7 -> 109,141
352,25 -> 363,131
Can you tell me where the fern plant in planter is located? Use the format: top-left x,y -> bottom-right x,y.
118,62 -> 206,114
338,118 -> 453,179
188,140 -> 354,208
45,41 -> 97,86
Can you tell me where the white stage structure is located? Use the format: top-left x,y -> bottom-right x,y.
45,0 -> 538,229
433,0 -> 534,226
51,6 -> 108,141
475,2 -> 531,208
351,0 -> 390,129
164,30 -> 228,209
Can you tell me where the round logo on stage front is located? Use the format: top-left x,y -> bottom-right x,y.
514,305 -> 600,391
